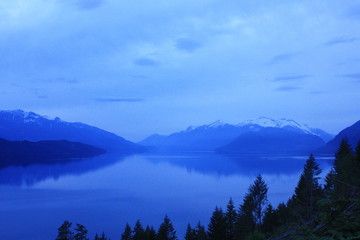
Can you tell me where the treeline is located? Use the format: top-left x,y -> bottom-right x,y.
55,140 -> 360,240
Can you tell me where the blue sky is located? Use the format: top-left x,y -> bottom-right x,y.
1,0 -> 360,141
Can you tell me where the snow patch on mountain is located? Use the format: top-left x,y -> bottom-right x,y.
182,117 -> 330,140
239,117 -> 314,134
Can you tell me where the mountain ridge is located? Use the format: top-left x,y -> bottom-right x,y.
316,120 -> 360,153
0,138 -> 105,168
0,109 -> 146,153
139,117 -> 333,153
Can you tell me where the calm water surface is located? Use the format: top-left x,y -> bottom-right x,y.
0,152 -> 333,240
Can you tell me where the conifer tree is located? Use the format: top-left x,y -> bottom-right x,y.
144,225 -> 156,240
96,232 -> 109,240
250,175 -> 268,227
292,154 -> 323,221
208,207 -> 226,240
324,168 -> 336,198
73,224 -> 89,240
334,139 -> 356,197
56,220 -> 73,240
225,198 -> 237,240
234,175 -> 268,239
133,220 -> 145,240
157,215 -> 177,240
236,191 -> 255,238
195,222 -> 208,240
262,204 -> 277,234
121,223 -> 132,240
185,224 -> 196,240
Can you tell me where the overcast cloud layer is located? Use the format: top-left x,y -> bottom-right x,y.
1,0 -> 359,141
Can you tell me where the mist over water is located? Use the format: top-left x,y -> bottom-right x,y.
0,153 -> 333,240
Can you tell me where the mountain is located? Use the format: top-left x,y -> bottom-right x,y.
139,117 -> 332,153
217,128 -> 325,154
0,138 -> 105,168
317,120 -> 360,153
0,110 -> 146,153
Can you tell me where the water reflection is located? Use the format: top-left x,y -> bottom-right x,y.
0,153 -> 334,240
145,153 -> 333,176
0,152 -> 333,186
0,153 -> 126,186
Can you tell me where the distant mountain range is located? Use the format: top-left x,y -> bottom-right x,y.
0,138 -> 105,168
1,109 -> 358,157
139,117 -> 335,154
0,110 -> 146,153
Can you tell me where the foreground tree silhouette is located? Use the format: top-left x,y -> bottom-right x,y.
185,222 -> 208,240
185,224 -> 196,240
121,223 -> 132,240
94,232 -> 109,240
56,221 -> 73,240
225,198 -> 237,240
133,220 -> 145,240
291,154 -> 323,221
234,175 -> 268,239
251,175 -> 268,228
208,207 -> 226,240
73,224 -> 89,240
144,225 -> 156,240
157,215 -> 177,240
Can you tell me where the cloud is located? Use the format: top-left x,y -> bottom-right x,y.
339,73 -> 360,80
273,75 -> 311,81
324,36 -> 359,46
269,53 -> 297,64
133,58 -> 158,67
175,38 -> 202,53
75,0 -> 105,10
275,86 -> 302,92
95,98 -> 144,102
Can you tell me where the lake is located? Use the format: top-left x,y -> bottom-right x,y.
0,152 -> 333,240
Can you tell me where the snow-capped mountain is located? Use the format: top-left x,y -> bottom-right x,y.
139,117 -> 333,153
238,117 -> 334,142
0,109 -> 146,153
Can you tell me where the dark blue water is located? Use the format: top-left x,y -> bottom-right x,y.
0,153 -> 333,240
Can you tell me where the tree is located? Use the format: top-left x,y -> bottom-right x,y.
133,220 -> 145,240
235,191 -> 255,239
73,224 -> 89,240
56,220 -> 73,240
157,215 -> 177,240
185,222 -> 208,240
234,175 -> 268,239
262,204 -> 277,234
324,168 -> 336,198
144,225 -> 156,240
225,198 -> 237,240
333,139 -> 357,198
292,154 -> 323,221
208,207 -> 226,240
250,175 -> 268,227
185,224 -> 196,240
195,222 -> 208,240
121,223 -> 132,240
95,232 -> 109,240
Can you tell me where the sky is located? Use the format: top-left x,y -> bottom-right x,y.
0,0 -> 360,141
